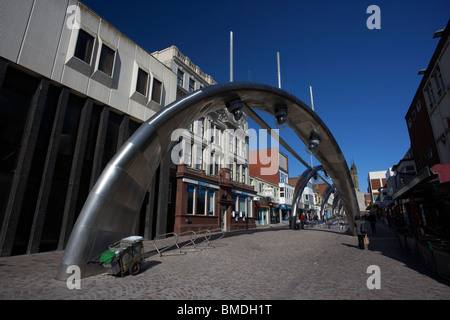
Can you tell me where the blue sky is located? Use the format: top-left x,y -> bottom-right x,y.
81,0 -> 449,192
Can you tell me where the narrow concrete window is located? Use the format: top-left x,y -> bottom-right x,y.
98,44 -> 115,77
74,29 -> 94,64
151,78 -> 162,103
136,68 -> 148,96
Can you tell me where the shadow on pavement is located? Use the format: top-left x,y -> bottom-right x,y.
357,221 -> 450,286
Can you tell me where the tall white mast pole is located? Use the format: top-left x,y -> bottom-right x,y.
310,85 -> 315,168
230,31 -> 233,82
277,52 -> 281,89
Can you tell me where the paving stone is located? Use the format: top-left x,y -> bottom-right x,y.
0,223 -> 449,300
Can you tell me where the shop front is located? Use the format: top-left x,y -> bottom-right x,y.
174,165 -> 256,234
392,166 -> 450,281
269,201 -> 280,224
254,196 -> 270,226
280,204 -> 292,222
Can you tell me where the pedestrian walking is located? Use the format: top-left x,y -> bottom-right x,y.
300,213 -> 305,230
368,211 -> 376,234
354,215 -> 367,250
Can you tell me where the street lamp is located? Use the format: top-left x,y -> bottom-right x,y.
274,105 -> 288,129
226,98 -> 244,121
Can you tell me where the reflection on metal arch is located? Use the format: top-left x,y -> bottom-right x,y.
320,185 -> 336,219
290,165 -> 323,228
332,193 -> 341,214
56,81 -> 359,280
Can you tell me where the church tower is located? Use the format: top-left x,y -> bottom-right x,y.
350,161 -> 360,191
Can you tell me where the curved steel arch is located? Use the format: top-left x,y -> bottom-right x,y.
320,185 -> 336,219
290,165 -> 323,228
56,81 -> 358,280
332,193 -> 340,213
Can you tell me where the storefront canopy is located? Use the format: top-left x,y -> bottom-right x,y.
431,163 -> 450,183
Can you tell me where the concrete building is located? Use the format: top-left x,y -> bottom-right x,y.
0,1 -> 182,256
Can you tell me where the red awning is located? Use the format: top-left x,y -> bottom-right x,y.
431,163 -> 450,183
254,201 -> 260,208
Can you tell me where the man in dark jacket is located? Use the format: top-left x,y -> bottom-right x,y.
354,215 -> 367,250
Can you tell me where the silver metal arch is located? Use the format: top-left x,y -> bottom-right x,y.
56,81 -> 359,280
320,185 -> 336,218
332,193 -> 340,212
290,165 -> 323,228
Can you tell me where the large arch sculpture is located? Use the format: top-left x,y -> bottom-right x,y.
320,185 -> 336,219
56,82 -> 359,280
290,165 -> 323,228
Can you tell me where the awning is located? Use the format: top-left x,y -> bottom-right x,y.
430,163 -> 450,183
254,201 -> 260,208
392,167 -> 433,200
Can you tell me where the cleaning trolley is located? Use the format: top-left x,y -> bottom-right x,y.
94,236 -> 145,277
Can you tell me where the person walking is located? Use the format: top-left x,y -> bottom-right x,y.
354,215 -> 367,250
368,211 -> 376,234
300,213 -> 305,230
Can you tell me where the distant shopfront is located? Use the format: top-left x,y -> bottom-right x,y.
174,165 -> 256,233
392,165 -> 450,281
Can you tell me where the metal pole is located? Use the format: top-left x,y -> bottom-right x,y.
277,52 -> 281,89
230,31 -> 233,82
309,86 -> 315,168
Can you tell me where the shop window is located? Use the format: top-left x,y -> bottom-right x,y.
247,199 -> 252,217
74,29 -> 95,64
197,187 -> 206,215
208,189 -> 215,215
239,196 -> 246,214
187,184 -> 195,214
98,44 -> 115,77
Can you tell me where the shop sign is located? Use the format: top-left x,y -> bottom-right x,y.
182,178 -> 220,189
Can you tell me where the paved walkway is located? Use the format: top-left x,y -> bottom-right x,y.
0,222 -> 449,300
